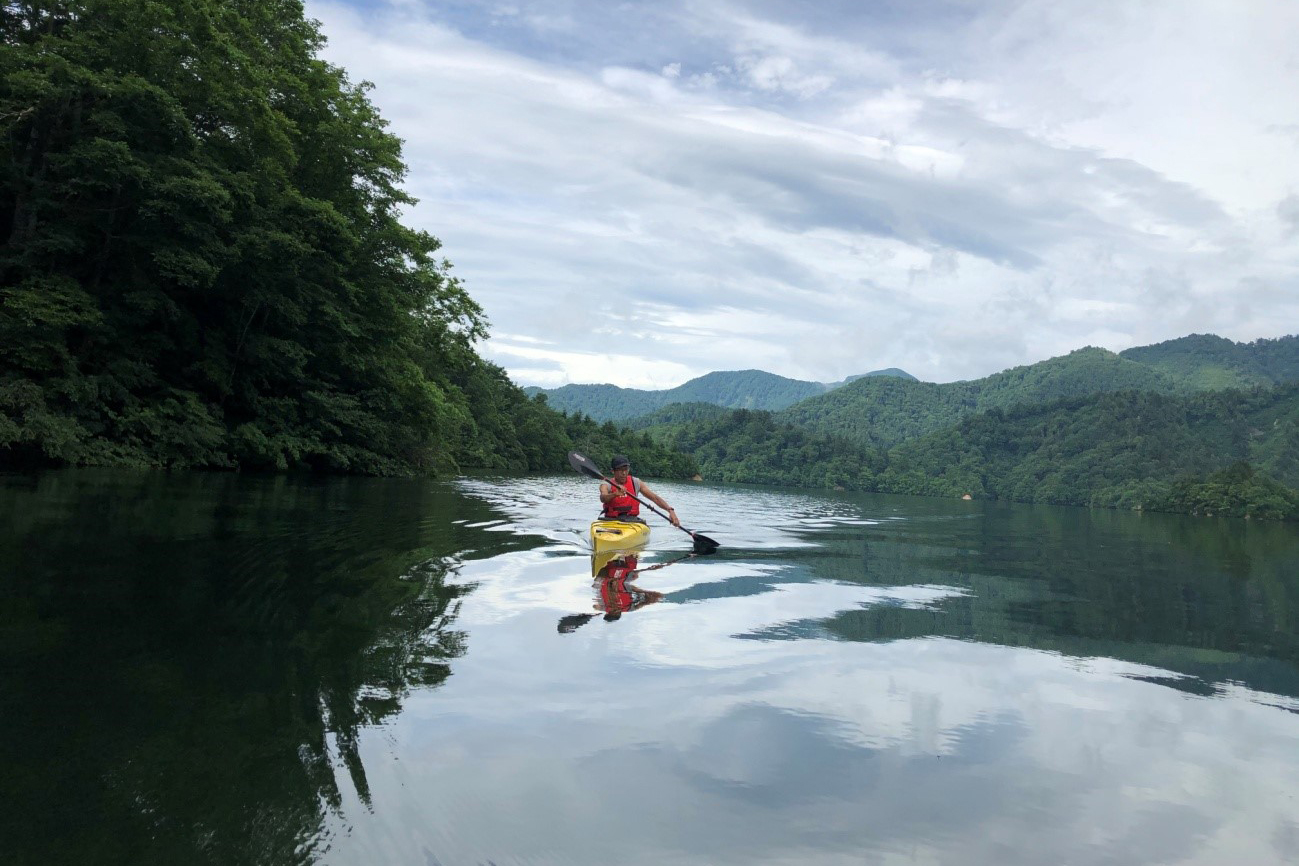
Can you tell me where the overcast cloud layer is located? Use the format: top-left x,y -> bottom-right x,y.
310,0 -> 1299,387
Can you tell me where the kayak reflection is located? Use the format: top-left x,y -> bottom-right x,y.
558,551 -> 695,634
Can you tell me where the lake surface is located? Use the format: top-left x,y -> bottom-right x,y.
3,469 -> 1299,865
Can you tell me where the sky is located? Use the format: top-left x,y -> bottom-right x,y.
307,0 -> 1299,388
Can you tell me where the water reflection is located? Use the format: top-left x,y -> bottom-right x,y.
4,472 -> 1299,865
802,501 -> 1299,703
557,551 -> 703,633
0,471 -> 510,866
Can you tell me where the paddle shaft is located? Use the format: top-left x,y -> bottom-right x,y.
633,551 -> 696,574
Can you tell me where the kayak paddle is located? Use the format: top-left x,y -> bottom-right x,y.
568,451 -> 720,554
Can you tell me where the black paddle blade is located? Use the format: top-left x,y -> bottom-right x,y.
691,533 -> 720,555
557,613 -> 596,634
567,450 -> 605,479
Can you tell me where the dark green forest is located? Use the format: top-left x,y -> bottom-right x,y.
876,384 -> 1299,519
624,401 -> 732,432
0,0 -> 692,479
1119,333 -> 1299,390
533,339 -> 1299,429
657,383 -> 1299,520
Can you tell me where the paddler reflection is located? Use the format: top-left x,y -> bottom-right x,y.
594,552 -> 664,622
557,550 -> 674,634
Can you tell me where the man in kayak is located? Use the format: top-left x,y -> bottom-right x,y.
600,454 -> 682,527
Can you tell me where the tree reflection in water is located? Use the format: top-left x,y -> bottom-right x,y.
0,471 -> 510,866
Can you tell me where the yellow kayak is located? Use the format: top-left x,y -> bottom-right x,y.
590,519 -> 651,554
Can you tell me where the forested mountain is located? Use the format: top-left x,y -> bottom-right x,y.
533,335 -> 1296,431
0,0 -> 694,479
527,367 -> 916,421
661,385 -> 1299,520
1119,334 -> 1299,390
781,347 -> 1178,448
874,384 -> 1299,519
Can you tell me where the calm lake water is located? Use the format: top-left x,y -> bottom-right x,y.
3,469 -> 1299,865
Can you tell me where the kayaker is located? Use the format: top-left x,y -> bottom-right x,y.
600,454 -> 682,527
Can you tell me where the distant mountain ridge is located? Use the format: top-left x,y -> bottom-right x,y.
525,367 -> 917,421
524,335 -> 1299,428
762,335 -> 1299,450
522,332 -> 1299,519
780,346 -> 1182,448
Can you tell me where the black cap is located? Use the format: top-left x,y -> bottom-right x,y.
611,454 -> 630,469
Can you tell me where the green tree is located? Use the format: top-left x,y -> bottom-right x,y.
1,1 -> 698,478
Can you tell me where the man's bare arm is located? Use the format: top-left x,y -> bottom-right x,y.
639,483 -> 681,527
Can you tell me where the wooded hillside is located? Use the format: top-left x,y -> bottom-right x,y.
1118,334 -> 1299,390
0,0 -> 695,478
656,384 -> 1299,520
781,347 -> 1178,448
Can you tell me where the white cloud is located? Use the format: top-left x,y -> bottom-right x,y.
308,0 -> 1299,386
736,53 -> 834,97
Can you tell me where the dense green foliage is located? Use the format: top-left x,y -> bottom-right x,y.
661,408 -> 882,489
782,347 -> 1179,448
2,0 -> 460,472
657,338 -> 1299,519
622,401 -> 731,433
534,336 -> 1298,431
0,0 -> 695,478
660,380 -> 1299,520
874,384 -> 1299,519
1119,333 -> 1299,390
526,367 -> 918,421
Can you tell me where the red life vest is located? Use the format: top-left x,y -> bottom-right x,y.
602,475 -> 640,518
600,576 -> 635,614
598,555 -> 638,582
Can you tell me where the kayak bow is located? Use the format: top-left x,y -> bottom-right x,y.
589,519 -> 651,553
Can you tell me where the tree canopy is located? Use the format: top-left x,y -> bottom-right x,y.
654,383 -> 1299,520
0,0 -> 695,479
